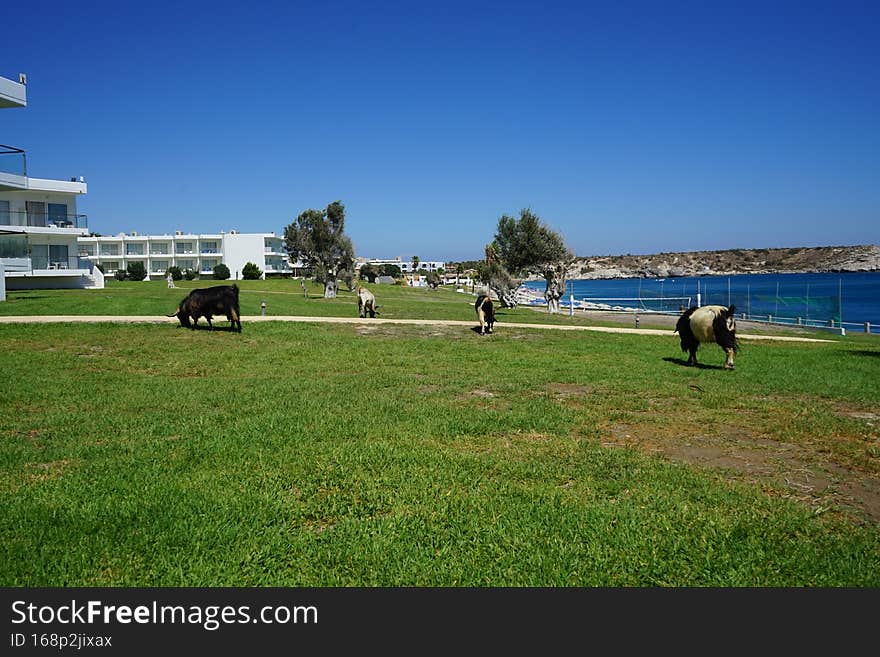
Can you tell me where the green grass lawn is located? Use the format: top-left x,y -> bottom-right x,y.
1,282 -> 878,585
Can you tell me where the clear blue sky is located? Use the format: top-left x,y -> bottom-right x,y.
3,0 -> 878,261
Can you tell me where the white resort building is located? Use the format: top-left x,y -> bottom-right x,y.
1,72 -> 103,298
77,230 -> 298,280
355,257 -> 446,273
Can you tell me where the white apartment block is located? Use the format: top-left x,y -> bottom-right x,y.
400,259 -> 445,273
77,230 -> 299,280
1,72 -> 103,298
356,257 -> 446,273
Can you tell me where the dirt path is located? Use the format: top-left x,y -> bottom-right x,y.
0,314 -> 834,343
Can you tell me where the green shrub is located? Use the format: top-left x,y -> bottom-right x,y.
213,263 -> 231,280
166,266 -> 183,281
126,262 -> 147,281
184,268 -> 198,281
114,269 -> 127,281
242,262 -> 263,280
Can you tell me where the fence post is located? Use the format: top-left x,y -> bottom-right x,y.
768,315 -> 772,324
797,317 -> 802,325
866,322 -> 871,334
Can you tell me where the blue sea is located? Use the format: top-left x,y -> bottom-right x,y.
524,271 -> 880,333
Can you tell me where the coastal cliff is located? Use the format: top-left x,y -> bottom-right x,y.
563,244 -> 880,280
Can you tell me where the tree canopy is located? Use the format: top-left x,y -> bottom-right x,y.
126,261 -> 147,281
495,208 -> 573,277
485,208 -> 574,312
213,263 -> 230,280
359,263 -> 379,283
284,200 -> 355,298
242,262 -> 263,280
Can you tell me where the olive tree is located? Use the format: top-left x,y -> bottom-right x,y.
283,200 -> 356,299
492,208 -> 574,313
359,263 -> 379,283
476,242 -> 520,307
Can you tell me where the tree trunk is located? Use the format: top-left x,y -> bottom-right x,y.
324,279 -> 337,298
500,288 -> 519,308
544,264 -> 566,314
489,282 -> 519,308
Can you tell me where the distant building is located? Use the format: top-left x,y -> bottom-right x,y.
1,72 -> 103,296
400,259 -> 445,273
77,230 -> 303,280
355,257 -> 446,273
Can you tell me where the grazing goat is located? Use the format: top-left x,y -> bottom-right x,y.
675,304 -> 737,369
357,286 -> 377,318
168,284 -> 242,332
475,294 -> 495,335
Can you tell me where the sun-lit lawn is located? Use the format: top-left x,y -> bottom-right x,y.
1,282 -> 878,586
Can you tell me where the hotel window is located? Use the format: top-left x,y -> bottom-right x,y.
201,241 -> 218,253
100,244 -> 120,256
48,203 -> 69,226
0,200 -> 9,225
151,243 -> 169,254
30,244 -> 49,268
126,244 -> 144,255
176,242 -> 194,254
26,201 -> 46,227
49,244 -> 69,268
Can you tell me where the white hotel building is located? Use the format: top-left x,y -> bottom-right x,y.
77,230 -> 297,280
1,72 -> 102,297
356,257 -> 446,273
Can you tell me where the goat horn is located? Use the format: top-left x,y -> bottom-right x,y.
166,307 -> 180,317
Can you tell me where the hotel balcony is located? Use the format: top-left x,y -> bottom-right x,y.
0,145 -> 87,196
0,144 -> 26,178
0,74 -> 27,108
0,208 -> 88,230
1,255 -> 92,273
0,144 -> 29,191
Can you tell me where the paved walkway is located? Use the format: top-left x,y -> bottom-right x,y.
0,314 -> 835,343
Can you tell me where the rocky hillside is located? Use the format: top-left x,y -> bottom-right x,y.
567,244 -> 880,280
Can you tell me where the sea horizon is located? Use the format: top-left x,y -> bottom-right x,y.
524,270 -> 880,333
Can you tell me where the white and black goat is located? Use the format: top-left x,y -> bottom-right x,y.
675,305 -> 738,369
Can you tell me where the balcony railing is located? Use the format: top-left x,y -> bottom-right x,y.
0,144 -> 27,177
0,209 -> 88,229
14,255 -> 92,271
